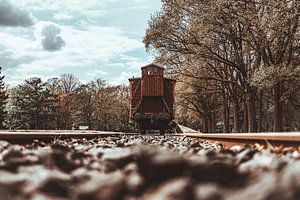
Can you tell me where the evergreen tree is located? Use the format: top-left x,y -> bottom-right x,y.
0,67 -> 8,128
6,78 -> 52,129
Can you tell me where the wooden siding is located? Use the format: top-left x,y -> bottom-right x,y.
141,97 -> 164,114
129,63 -> 176,121
141,66 -> 164,96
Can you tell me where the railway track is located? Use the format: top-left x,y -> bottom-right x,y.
0,130 -> 137,143
1,130 -> 300,199
0,130 -> 300,147
182,132 -> 300,148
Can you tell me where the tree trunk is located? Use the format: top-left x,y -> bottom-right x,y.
203,116 -> 208,133
222,97 -> 230,133
266,92 -> 270,132
232,100 -> 240,132
273,82 -> 283,132
257,92 -> 263,132
35,113 -> 38,129
211,112 -> 216,133
247,89 -> 256,132
56,115 -> 60,130
243,102 -> 248,132
207,113 -> 212,133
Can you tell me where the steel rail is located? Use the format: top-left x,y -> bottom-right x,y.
180,132 -> 300,148
0,130 -> 138,143
1,130 -> 300,148
182,132 -> 300,141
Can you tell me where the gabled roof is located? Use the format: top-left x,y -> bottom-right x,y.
141,63 -> 164,70
128,77 -> 141,81
164,77 -> 176,82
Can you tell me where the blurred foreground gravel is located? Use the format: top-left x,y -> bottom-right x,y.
0,135 -> 300,200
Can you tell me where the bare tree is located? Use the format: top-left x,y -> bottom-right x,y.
144,0 -> 300,132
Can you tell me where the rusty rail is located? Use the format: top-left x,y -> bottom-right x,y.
180,132 -> 300,148
0,130 -> 137,143
0,130 -> 300,148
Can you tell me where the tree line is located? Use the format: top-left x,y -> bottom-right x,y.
0,72 -> 131,132
144,0 -> 300,132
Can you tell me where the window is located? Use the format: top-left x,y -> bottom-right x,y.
148,68 -> 158,75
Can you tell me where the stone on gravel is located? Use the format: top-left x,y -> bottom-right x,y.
0,140 -> 9,152
225,172 -> 278,200
136,147 -> 186,185
124,170 -> 144,194
38,176 -> 71,197
272,161 -> 300,199
0,135 -> 299,200
234,148 -> 256,165
1,146 -> 40,171
0,170 -> 27,199
190,160 -> 246,186
139,177 -> 191,200
193,183 -> 223,200
76,171 -> 125,200
238,151 -> 285,173
30,193 -> 70,200
40,149 -> 78,173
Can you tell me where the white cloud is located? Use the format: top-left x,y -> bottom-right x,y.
110,71 -> 138,86
53,12 -> 73,21
4,67 -> 58,86
0,0 -> 161,86
0,0 -> 35,27
2,23 -> 146,85
56,25 -> 144,66
108,55 -> 154,85
120,55 -> 153,70
86,69 -> 109,77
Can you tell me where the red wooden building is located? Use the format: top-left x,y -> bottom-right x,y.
129,63 -> 176,134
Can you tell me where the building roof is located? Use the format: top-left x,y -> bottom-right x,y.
141,63 -> 165,70
128,77 -> 141,81
164,77 -> 176,82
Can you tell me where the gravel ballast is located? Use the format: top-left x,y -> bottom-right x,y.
0,135 -> 300,200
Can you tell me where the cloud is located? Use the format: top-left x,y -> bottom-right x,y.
110,71 -> 138,86
0,0 -> 161,86
0,0 -> 34,27
86,69 -> 109,78
40,23 -> 65,51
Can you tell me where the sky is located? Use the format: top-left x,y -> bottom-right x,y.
0,0 -> 161,86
